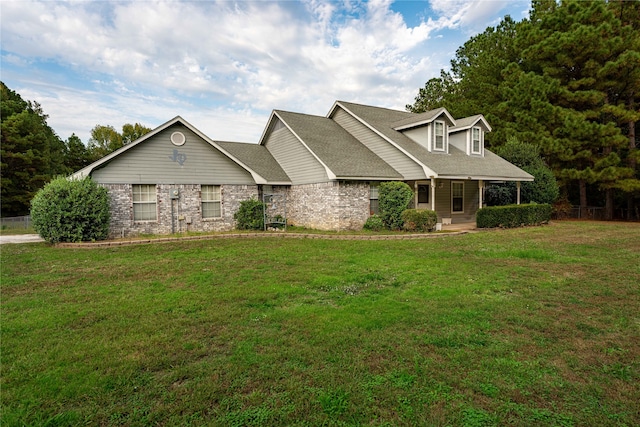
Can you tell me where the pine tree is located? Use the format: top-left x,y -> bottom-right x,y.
1,82 -> 68,216
513,0 -> 640,218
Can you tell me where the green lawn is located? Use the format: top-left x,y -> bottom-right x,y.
1,221 -> 639,426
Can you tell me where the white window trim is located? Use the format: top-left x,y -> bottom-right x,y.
132,184 -> 157,222
433,121 -> 446,152
369,183 -> 379,215
201,185 -> 222,220
451,181 -> 464,214
471,127 -> 482,155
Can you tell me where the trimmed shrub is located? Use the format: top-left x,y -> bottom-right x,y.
401,209 -> 438,232
379,181 -> 414,230
476,203 -> 552,229
363,214 -> 384,231
31,176 -> 110,243
234,198 -> 265,230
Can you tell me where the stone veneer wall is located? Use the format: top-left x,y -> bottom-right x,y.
101,183 -> 258,238
287,181 -> 370,231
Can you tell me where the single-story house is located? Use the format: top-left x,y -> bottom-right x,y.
73,101 -> 533,237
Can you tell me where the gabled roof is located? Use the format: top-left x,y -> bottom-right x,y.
71,116 -> 274,184
392,107 -> 456,130
215,141 -> 291,184
450,114 -> 492,132
264,110 -> 402,180
330,101 -> 533,181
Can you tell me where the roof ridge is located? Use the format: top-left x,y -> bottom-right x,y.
336,100 -> 409,115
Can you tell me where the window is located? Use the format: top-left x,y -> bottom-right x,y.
452,182 -> 464,213
472,127 -> 481,154
202,185 -> 221,218
370,183 -> 379,215
434,121 -> 445,151
133,184 -> 157,221
418,184 -> 429,204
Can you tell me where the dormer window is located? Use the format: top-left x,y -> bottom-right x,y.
472,127 -> 482,154
434,121 -> 445,151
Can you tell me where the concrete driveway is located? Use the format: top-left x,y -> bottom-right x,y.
0,234 -> 45,244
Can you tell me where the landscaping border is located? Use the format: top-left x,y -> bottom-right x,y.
55,230 -> 472,248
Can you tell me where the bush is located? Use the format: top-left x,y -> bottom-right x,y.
379,181 -> 414,230
30,176 -> 110,243
234,198 -> 265,230
363,214 -> 384,231
476,203 -> 552,229
401,209 -> 438,232
492,137 -> 559,205
485,185 -> 514,206
521,164 -> 559,205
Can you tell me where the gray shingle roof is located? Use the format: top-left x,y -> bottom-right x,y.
450,114 -> 491,132
336,101 -> 533,181
216,141 -> 291,183
275,110 -> 403,179
391,107 -> 450,129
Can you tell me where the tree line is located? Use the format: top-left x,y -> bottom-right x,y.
1,82 -> 151,216
407,0 -> 639,220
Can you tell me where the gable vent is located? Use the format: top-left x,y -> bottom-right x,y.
171,131 -> 186,146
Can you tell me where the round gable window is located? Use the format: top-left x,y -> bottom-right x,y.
171,131 -> 186,146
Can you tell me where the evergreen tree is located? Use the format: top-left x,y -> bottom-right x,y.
510,0 -> 640,218
408,0 -> 640,219
1,82 -> 67,216
65,133 -> 91,172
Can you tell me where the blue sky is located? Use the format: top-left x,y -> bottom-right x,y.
1,0 -> 530,144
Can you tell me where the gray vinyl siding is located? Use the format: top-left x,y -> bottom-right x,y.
459,180 -> 480,223
435,179 -> 451,220
91,124 -> 255,184
263,127 -> 328,185
402,127 -> 428,149
449,131 -> 467,154
332,108 -> 425,180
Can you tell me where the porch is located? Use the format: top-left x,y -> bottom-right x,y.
406,178 -> 525,225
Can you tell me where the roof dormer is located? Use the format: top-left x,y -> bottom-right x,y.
449,115 -> 491,157
392,107 -> 456,153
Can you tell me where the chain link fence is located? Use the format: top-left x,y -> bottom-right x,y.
1,215 -> 32,230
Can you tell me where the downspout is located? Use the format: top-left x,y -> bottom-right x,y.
171,199 -> 175,234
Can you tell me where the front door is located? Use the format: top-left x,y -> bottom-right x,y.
417,181 -> 430,209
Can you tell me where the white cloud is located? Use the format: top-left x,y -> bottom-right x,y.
0,0 -> 523,143
428,0 -> 527,32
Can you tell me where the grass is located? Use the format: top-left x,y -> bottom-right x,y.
1,221 -> 639,426
0,226 -> 35,235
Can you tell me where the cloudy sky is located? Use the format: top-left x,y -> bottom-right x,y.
1,0 -> 529,144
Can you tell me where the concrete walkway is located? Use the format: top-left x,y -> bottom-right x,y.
0,234 -> 45,244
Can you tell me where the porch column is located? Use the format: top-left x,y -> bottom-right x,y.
414,181 -> 418,208
478,180 -> 484,210
516,181 -> 521,205
431,179 -> 436,211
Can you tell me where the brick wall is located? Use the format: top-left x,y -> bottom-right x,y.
286,181 -> 370,231
101,183 -> 258,238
